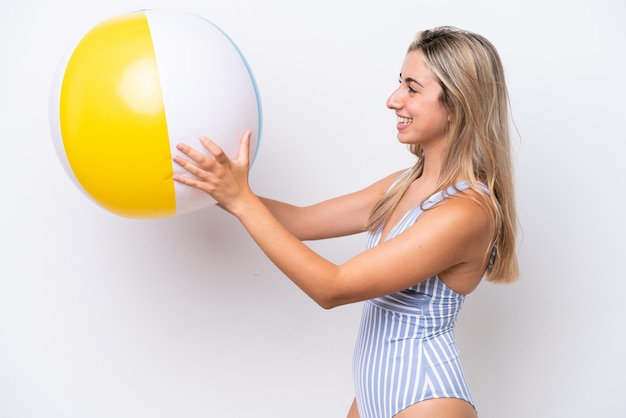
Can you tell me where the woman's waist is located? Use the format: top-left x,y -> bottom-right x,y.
361,300 -> 460,340
367,294 -> 462,329
368,291 -> 464,316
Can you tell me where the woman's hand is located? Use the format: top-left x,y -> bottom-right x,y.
172,130 -> 254,215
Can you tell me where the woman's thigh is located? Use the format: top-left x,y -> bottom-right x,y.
394,398 -> 477,418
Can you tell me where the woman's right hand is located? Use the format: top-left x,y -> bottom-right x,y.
172,131 -> 255,216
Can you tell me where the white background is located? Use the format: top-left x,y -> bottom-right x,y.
1,0 -> 625,417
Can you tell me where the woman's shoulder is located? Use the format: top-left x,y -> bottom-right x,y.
420,186 -> 492,236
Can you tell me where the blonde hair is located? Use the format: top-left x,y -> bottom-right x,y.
367,26 -> 518,283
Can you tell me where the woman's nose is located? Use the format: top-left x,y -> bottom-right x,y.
386,87 -> 402,110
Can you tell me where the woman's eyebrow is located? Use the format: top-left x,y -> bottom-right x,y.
399,73 -> 424,88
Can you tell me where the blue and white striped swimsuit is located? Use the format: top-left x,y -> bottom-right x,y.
353,181 -> 478,417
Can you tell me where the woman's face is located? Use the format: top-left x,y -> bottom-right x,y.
386,50 -> 450,149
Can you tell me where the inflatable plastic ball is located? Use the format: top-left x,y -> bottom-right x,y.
49,9 -> 262,219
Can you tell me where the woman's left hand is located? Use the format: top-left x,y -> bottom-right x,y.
172,130 -> 254,214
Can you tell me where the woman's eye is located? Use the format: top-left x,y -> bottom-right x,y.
408,86 -> 417,94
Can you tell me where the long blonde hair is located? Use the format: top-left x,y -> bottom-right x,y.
367,26 -> 518,283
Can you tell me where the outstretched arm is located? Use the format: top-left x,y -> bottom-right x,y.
258,197 -> 365,241
173,132 -> 491,308
257,187 -> 390,241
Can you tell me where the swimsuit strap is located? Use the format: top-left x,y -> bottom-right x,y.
422,181 -> 489,210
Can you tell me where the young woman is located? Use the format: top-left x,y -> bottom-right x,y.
173,26 -> 518,418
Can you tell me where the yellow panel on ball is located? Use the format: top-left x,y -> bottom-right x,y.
59,12 -> 175,218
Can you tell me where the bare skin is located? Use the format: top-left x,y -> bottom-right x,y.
347,397 -> 478,418
172,50 -> 490,415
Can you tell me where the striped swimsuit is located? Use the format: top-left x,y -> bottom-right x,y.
353,181 -> 478,417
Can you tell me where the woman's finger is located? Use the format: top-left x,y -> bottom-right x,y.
172,153 -> 208,180
175,141 -> 216,169
236,131 -> 252,166
198,136 -> 231,165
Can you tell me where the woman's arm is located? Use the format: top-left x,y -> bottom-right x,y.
258,197 -> 365,240
232,191 -> 490,308
257,178 -> 397,241
173,133 -> 491,308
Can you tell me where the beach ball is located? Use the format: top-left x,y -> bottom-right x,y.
49,9 -> 262,219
